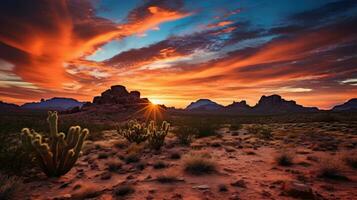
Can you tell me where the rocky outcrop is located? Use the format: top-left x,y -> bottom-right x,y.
226,100 -> 252,112
253,95 -> 318,114
332,98 -> 357,111
186,99 -> 224,110
185,95 -> 319,114
81,85 -> 150,112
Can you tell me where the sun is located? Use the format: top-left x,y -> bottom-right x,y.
150,98 -> 164,105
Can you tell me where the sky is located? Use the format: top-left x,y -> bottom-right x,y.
0,0 -> 356,109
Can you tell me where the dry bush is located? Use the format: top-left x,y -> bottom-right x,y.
113,185 -> 135,197
184,154 -> 217,175
343,151 -> 357,169
107,160 -> 123,172
156,174 -> 181,183
0,175 -> 23,200
275,151 -> 295,166
173,126 -> 197,145
317,157 -> 349,181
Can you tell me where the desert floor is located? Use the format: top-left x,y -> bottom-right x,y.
20,122 -> 357,200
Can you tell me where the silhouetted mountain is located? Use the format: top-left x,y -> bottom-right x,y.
0,101 -> 20,110
77,85 -> 151,114
186,99 -> 224,110
253,94 -> 318,114
332,98 -> 357,111
185,95 -> 319,114
21,97 -> 84,111
225,100 -> 252,112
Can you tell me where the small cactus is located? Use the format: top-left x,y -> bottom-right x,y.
20,111 -> 89,177
117,120 -> 149,144
147,121 -> 170,150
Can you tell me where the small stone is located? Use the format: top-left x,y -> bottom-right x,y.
231,180 -> 246,188
193,185 -> 210,190
281,181 -> 316,199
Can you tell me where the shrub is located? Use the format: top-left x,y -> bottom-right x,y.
173,126 -> 197,145
20,111 -> 89,177
113,185 -> 135,197
147,121 -> 170,150
184,154 -> 217,175
275,151 -> 294,166
107,160 -> 122,172
170,152 -> 181,160
230,123 -> 242,131
246,124 -> 272,139
0,175 -> 23,200
124,153 -> 140,164
153,161 -> 167,169
317,158 -> 349,180
343,153 -> 357,169
0,133 -> 32,174
156,175 -> 181,183
117,120 -> 148,144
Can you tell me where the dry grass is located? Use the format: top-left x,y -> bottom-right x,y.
317,157 -> 349,181
0,175 -> 23,200
107,160 -> 123,172
343,152 -> 357,169
184,154 -> 217,175
275,151 -> 295,166
113,184 -> 135,197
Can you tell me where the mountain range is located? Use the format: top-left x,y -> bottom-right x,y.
0,85 -> 356,113
0,97 -> 84,111
185,94 -> 319,114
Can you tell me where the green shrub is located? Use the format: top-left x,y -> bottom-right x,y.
173,126 -> 197,145
117,120 -> 148,144
20,111 -> 89,177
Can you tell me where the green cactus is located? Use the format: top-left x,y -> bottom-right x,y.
147,121 -> 170,150
20,111 -> 89,177
117,120 -> 149,144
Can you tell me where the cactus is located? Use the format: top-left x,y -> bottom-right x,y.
147,121 -> 170,150
20,111 -> 89,177
117,120 -> 149,144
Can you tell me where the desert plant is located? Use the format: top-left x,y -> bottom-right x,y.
117,120 -> 149,144
0,175 -> 23,200
246,124 -> 272,139
173,126 -> 197,145
230,122 -> 242,131
317,158 -> 348,180
275,151 -> 294,166
113,185 -> 135,197
20,111 -> 89,177
184,154 -> 217,175
343,152 -> 357,169
147,121 -> 170,150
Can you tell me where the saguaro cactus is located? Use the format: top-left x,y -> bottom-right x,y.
21,111 -> 89,177
147,121 -> 170,150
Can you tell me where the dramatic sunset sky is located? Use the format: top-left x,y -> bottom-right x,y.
0,0 -> 356,109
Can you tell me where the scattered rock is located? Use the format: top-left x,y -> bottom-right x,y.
281,181 -> 316,199
231,179 -> 247,188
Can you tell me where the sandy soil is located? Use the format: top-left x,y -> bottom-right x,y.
19,122 -> 357,200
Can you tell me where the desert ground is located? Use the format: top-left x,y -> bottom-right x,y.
2,117 -> 356,200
